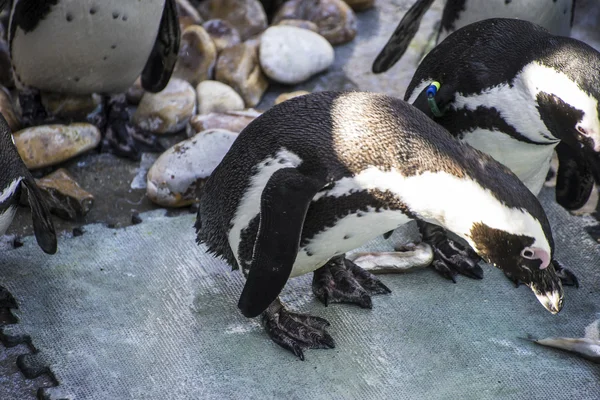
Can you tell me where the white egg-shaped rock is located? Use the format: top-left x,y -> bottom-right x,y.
259,26 -> 334,85
146,129 -> 238,207
196,80 -> 245,114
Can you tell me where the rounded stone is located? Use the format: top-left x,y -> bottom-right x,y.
274,90 -> 311,105
276,19 -> 319,32
173,25 -> 218,86
202,19 -> 242,53
343,0 -> 375,11
215,43 -> 268,107
273,0 -> 357,45
133,78 -> 197,134
198,0 -> 268,41
146,129 -> 239,207
14,123 -> 101,169
41,92 -> 103,120
196,80 -> 245,114
259,26 -> 334,85
125,77 -> 145,105
189,109 -> 261,135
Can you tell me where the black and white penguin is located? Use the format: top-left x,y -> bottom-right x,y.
196,91 -> 564,359
372,0 -> 575,73
0,112 -> 55,254
4,0 -> 180,159
401,18 -> 600,284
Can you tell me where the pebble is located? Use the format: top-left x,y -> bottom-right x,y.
41,92 -> 103,121
0,88 -> 20,131
196,80 -> 245,114
343,0 -> 375,11
198,0 -> 268,41
202,19 -> 241,53
173,25 -> 217,86
276,19 -> 319,32
189,109 -> 261,135
14,123 -> 101,169
133,78 -> 197,134
34,168 -> 94,220
215,43 -> 268,107
274,90 -> 311,105
175,0 -> 204,24
125,77 -> 145,105
146,129 -> 238,207
259,26 -> 334,85
273,0 -> 358,45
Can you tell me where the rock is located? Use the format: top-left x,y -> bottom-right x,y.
175,0 -> 203,23
14,123 -> 101,169
276,19 -> 319,32
34,168 -> 94,220
41,92 -> 103,120
343,0 -> 375,11
196,80 -> 245,114
147,129 -> 238,207
173,25 -> 217,86
179,16 -> 198,32
198,0 -> 268,41
274,90 -> 311,105
189,110 -> 261,135
0,88 -> 21,131
0,39 -> 13,88
125,77 -> 145,105
202,19 -> 241,53
259,26 -> 334,85
215,43 -> 268,107
133,78 -> 196,134
273,0 -> 357,45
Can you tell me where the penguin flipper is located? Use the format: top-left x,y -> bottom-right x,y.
22,177 -> 57,254
238,168 -> 324,318
141,0 -> 180,93
554,142 -> 594,210
372,0 -> 436,73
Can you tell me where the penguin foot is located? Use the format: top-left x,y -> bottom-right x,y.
262,299 -> 335,361
418,221 -> 483,283
18,89 -> 61,127
312,254 -> 391,308
100,94 -> 165,161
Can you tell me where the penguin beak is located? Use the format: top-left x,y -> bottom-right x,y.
529,270 -> 564,314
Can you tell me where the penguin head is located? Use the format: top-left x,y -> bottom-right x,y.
467,221 -> 563,314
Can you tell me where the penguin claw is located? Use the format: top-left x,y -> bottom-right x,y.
262,300 -> 335,360
312,254 -> 391,308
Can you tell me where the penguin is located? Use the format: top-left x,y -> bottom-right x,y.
0,111 -> 57,305
372,0 -> 575,73
4,0 -> 180,160
196,91 -> 564,359
397,18 -> 600,285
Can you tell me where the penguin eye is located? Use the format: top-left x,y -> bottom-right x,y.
576,125 -> 589,136
521,248 -> 535,259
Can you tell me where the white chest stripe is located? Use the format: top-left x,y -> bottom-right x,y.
228,149 -> 303,265
0,178 -> 22,204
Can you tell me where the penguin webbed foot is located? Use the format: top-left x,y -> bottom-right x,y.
312,254 -> 391,309
262,299 -> 335,361
18,89 -> 61,127
100,94 -> 165,161
418,221 -> 483,283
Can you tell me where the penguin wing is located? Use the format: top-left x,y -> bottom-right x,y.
22,177 -> 57,254
372,0 -> 435,73
141,0 -> 180,93
555,142 -> 594,210
237,168 -> 325,318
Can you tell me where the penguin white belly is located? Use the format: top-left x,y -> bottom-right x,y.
10,0 -> 165,94
290,208 -> 412,278
462,128 -> 557,195
437,0 -> 573,42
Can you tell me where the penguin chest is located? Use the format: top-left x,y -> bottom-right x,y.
10,0 -> 165,94
0,177 -> 21,235
461,129 -> 557,195
290,207 -> 412,278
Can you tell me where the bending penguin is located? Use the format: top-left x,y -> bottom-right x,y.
4,0 -> 180,160
0,111 -> 57,307
402,18 -> 600,284
372,0 -> 575,73
196,91 -> 564,359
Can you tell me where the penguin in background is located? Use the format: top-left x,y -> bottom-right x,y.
0,111 -> 57,307
372,0 -> 575,74
3,0 -> 180,160
196,91 -> 564,359
398,18 -> 600,285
